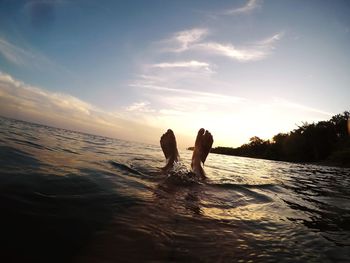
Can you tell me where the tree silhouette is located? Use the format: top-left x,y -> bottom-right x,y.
211,111 -> 349,166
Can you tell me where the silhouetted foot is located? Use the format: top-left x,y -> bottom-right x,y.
191,128 -> 213,178
194,128 -> 213,164
160,129 -> 179,171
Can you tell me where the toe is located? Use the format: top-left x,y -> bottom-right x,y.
205,131 -> 213,142
195,128 -> 205,147
198,128 -> 205,135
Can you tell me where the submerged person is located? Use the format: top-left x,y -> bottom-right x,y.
160,128 -> 213,181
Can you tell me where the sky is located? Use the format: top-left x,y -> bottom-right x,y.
0,0 -> 349,148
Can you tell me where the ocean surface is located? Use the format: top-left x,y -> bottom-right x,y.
0,117 -> 349,263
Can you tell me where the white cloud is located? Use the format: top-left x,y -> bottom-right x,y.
130,83 -> 244,105
0,38 -> 37,66
0,72 -> 161,144
0,37 -> 61,72
127,67 -> 334,147
196,42 -> 266,61
162,28 -> 209,52
158,27 -> 283,62
256,32 -> 284,46
3,71 -> 330,148
193,32 -> 283,61
125,101 -> 155,113
150,60 -> 214,73
151,60 -> 210,69
274,98 -> 334,117
224,0 -> 261,15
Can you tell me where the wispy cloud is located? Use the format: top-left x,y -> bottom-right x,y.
151,60 -> 209,69
0,38 -> 37,66
224,0 -> 261,15
126,78 -> 249,145
0,72 -> 160,144
126,25 -> 285,144
256,32 -> 284,46
161,28 -> 209,52
0,37 -> 59,70
130,83 -> 244,104
159,28 -> 283,62
125,101 -> 155,113
130,67 -> 229,100
194,32 -> 283,62
150,60 -> 214,73
0,71 -> 95,120
127,68 -> 333,146
196,42 -> 266,61
274,98 -> 334,117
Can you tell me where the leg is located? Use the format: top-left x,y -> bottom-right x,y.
160,129 -> 179,172
191,128 -> 213,178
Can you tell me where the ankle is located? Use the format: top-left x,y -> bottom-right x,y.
191,162 -> 205,178
191,153 -> 203,168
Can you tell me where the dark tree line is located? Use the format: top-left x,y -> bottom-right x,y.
211,111 -> 350,166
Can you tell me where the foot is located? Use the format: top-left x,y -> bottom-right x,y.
160,129 -> 179,171
193,128 -> 213,164
191,128 -> 213,178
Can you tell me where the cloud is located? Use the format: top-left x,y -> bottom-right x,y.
161,28 -> 209,52
0,37 -> 57,70
125,27 -> 285,144
273,98 -> 334,117
130,83 -> 244,105
130,68 -> 239,107
256,32 -> 284,46
0,72 -> 161,144
127,69 -> 252,146
224,0 -> 261,15
193,33 -> 283,62
128,74 -> 249,144
159,28 -> 283,62
2,72 -> 330,148
127,67 -> 334,147
125,101 -> 155,113
194,32 -> 283,62
151,60 -> 210,69
130,28 -> 286,145
196,42 -> 266,61
150,60 -> 214,73
0,38 -> 37,66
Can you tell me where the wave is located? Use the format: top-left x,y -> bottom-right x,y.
109,160 -> 143,176
0,145 -> 42,168
204,182 -> 280,204
61,148 -> 79,155
209,182 -> 280,191
8,137 -> 49,151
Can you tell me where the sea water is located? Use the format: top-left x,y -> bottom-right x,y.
0,117 -> 349,262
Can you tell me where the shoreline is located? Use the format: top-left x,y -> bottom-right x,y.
187,148 -> 350,169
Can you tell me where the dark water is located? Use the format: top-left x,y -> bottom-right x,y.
0,117 -> 349,263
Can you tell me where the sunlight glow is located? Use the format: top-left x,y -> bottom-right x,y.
0,1 -> 347,149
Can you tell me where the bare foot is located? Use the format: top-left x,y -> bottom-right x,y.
195,128 -> 214,164
191,128 -> 213,178
160,129 -> 179,171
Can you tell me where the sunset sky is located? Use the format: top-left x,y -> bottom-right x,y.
0,0 -> 349,147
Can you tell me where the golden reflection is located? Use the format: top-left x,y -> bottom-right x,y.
201,204 -> 271,221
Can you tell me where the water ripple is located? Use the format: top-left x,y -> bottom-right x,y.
0,116 -> 349,262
